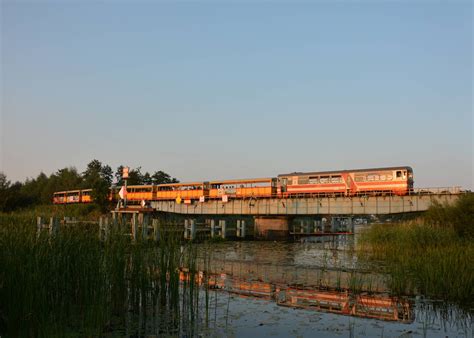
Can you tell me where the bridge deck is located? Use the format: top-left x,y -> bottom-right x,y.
151,192 -> 463,216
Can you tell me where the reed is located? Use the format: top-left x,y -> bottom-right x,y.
358,221 -> 474,306
0,215 -> 209,337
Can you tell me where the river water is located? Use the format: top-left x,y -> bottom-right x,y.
190,229 -> 472,338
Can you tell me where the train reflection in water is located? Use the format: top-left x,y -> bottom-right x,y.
179,269 -> 414,323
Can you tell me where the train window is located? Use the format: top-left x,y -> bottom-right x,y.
387,175 -> 393,180
309,176 -> 318,184
299,177 -> 309,184
380,175 -> 386,181
367,174 -> 379,181
396,171 -> 402,178
320,176 -> 329,184
330,176 -> 342,183
354,175 -> 365,182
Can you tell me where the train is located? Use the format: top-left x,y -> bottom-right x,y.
53,166 -> 414,204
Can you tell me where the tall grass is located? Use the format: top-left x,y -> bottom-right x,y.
0,215 -> 207,337
0,204 -> 101,222
424,193 -> 474,239
358,194 -> 474,307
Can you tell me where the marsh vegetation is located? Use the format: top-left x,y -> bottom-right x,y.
358,194 -> 474,307
0,215 -> 206,337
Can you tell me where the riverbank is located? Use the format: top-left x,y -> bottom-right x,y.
357,194 -> 474,307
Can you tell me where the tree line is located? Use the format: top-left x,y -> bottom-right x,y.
0,159 -> 179,212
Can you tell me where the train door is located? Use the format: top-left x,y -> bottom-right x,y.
280,178 -> 288,193
203,181 -> 210,198
343,174 -> 352,196
271,178 -> 277,196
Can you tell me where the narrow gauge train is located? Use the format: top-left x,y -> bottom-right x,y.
52,166 -> 413,204
53,189 -> 93,204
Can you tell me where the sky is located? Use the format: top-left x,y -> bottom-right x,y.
1,1 -> 473,189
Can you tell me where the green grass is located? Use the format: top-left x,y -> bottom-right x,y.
0,204 -> 101,222
358,217 -> 474,307
0,214 -> 207,337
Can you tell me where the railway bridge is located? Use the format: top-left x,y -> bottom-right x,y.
147,187 -> 465,239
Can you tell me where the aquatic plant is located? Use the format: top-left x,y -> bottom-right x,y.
0,215 -> 208,337
358,220 -> 474,306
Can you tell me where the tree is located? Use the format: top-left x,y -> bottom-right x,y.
127,167 -> 144,185
0,173 -> 30,212
54,167 -> 82,191
115,165 -> 124,186
142,172 -> 152,185
91,179 -> 111,213
83,159 -> 111,211
82,160 -> 103,188
101,165 -> 113,186
151,171 -> 179,184
0,172 -> 11,211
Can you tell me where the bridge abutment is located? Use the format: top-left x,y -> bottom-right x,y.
254,216 -> 290,240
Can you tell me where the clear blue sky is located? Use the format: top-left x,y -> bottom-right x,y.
1,1 -> 472,189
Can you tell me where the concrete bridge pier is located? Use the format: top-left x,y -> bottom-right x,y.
254,216 -> 290,240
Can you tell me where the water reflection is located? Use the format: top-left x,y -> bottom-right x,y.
193,239 -> 472,336
193,270 -> 414,323
203,235 -> 359,269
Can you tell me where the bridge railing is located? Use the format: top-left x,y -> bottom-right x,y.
410,187 -> 465,195
258,187 -> 467,199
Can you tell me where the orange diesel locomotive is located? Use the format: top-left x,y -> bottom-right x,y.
278,166 -> 413,197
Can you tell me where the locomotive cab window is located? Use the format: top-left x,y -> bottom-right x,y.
396,171 -> 402,178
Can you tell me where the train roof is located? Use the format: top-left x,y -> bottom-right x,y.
278,166 -> 413,177
126,182 -> 205,188
53,190 -> 81,194
209,178 -> 273,184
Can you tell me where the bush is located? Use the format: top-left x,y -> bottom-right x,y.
424,193 -> 474,239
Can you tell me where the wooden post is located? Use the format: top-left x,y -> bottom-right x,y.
104,217 -> 110,240
190,219 -> 196,240
237,220 -> 246,238
37,216 -> 42,237
99,217 -> 104,240
331,218 -> 337,233
220,220 -> 226,239
184,219 -> 189,239
49,217 -> 59,236
184,219 -> 196,240
131,213 -> 138,241
152,219 -> 159,241
210,219 -> 216,238
142,214 -> 149,240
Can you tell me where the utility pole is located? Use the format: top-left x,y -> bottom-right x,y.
123,166 -> 129,208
